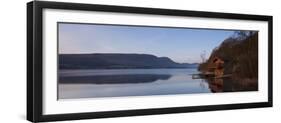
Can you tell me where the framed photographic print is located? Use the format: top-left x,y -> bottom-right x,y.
27,1 -> 273,122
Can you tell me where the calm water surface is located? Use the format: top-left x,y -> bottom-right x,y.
58,68 -> 217,99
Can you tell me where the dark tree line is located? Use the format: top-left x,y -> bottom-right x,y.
199,31 -> 258,79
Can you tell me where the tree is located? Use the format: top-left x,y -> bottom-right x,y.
200,50 -> 206,63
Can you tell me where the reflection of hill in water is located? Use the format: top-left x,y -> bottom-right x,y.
59,74 -> 172,84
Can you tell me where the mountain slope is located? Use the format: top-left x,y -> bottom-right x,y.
59,53 -> 197,69
199,31 -> 258,79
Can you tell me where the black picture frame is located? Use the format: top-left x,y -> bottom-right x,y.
27,1 -> 273,122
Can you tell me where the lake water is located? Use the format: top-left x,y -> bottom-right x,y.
58,68 -> 258,99
58,68 -> 256,99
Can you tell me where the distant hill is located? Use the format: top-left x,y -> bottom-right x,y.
59,53 -> 198,69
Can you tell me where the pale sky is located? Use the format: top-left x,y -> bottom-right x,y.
58,23 -> 235,63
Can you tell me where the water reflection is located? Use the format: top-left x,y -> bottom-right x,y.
203,77 -> 258,93
58,69 -> 258,99
59,74 -> 172,84
206,78 -> 223,92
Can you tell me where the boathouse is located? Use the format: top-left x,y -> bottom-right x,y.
208,56 -> 224,78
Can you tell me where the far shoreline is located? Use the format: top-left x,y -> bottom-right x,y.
59,67 -> 199,71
